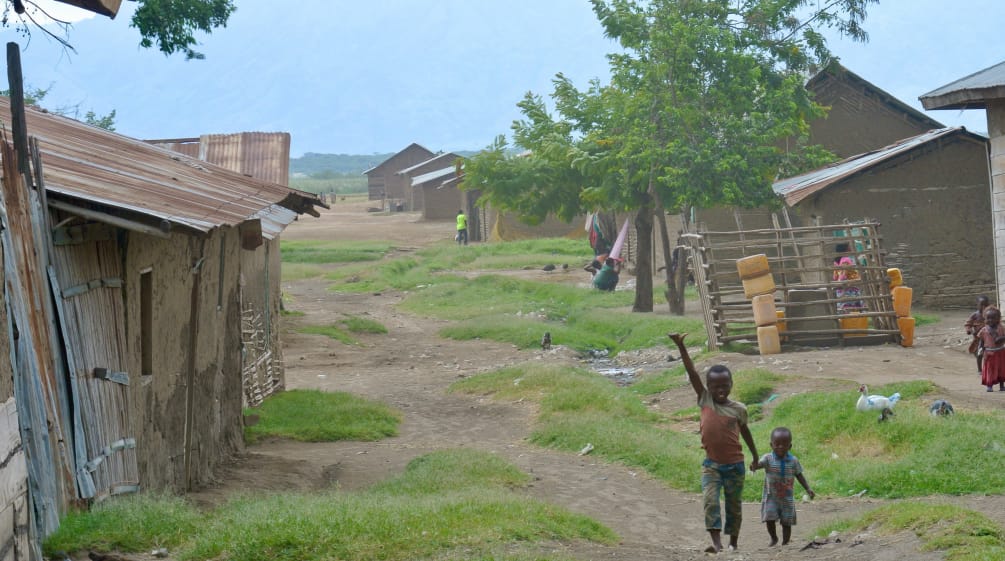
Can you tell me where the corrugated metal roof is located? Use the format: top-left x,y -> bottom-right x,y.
146,138 -> 200,159
773,127 -> 983,206
0,97 -> 321,235
253,204 -> 299,240
412,166 -> 457,187
920,60 -> 1005,110
397,152 -> 460,176
200,132 -> 291,186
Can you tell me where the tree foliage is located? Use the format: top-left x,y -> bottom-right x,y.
1,84 -> 116,130
464,0 -> 874,312
130,0 -> 235,60
2,0 -> 235,60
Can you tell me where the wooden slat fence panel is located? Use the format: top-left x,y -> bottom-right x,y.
689,215 -> 899,349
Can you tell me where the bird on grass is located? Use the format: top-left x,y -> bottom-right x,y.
929,399 -> 955,416
542,264 -> 556,271
541,331 -> 552,350
857,384 -> 900,422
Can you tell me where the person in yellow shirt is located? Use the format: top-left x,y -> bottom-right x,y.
456,209 -> 468,245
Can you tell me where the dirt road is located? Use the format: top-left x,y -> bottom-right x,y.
192,201 -> 1001,560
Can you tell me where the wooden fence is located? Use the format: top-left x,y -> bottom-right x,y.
683,212 -> 899,351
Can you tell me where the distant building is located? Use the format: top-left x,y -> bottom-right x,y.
398,152 -> 464,211
363,143 -> 435,204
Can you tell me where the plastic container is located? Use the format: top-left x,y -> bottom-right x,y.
775,310 -> 786,333
736,254 -> 770,280
757,325 -> 781,355
752,294 -> 777,327
898,316 -> 915,347
742,273 -> 776,299
839,313 -> 869,337
887,268 -> 903,289
892,286 -> 913,317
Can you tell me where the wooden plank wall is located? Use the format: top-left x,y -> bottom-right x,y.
684,215 -> 898,350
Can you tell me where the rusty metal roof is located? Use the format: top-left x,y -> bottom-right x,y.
773,127 -> 985,206
920,60 -> 1005,110
0,97 -> 322,235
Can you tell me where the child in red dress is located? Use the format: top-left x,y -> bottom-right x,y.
978,307 -> 1005,392
966,295 -> 990,374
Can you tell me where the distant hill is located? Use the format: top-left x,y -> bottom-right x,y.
291,152 -> 395,177
290,150 -> 481,178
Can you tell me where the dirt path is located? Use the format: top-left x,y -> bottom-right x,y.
191,201 -> 1005,560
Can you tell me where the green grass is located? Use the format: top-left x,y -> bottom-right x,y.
281,262 -> 328,281
818,502 -> 1005,560
44,493 -> 202,554
289,175 -> 368,195
320,238 -> 701,355
299,323 -> 357,345
342,315 -> 388,334
244,389 -> 401,444
410,275 -> 704,354
760,379 -> 1005,498
298,316 -> 388,344
915,313 -> 940,326
454,363 -> 1005,501
281,240 -> 392,264
45,450 -> 616,561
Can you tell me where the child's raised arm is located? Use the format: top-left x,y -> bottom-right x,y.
796,473 -> 815,499
669,333 -> 705,398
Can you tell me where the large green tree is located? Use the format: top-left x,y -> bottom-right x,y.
5,0 -> 235,60
465,0 -> 873,313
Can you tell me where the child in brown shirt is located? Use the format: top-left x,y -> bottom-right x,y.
670,333 -> 760,553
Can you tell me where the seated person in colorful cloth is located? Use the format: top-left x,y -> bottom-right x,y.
591,257 -> 621,291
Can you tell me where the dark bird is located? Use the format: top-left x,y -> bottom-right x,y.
541,331 -> 552,350
542,264 -> 556,271
929,399 -> 955,416
562,263 -> 569,270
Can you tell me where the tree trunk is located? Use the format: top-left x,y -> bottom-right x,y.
652,193 -> 687,315
632,205 -> 654,312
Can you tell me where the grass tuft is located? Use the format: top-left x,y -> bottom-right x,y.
44,494 -> 201,554
299,323 -> 357,345
244,389 -> 401,444
46,450 -> 616,561
818,502 -> 1005,560
281,240 -> 392,264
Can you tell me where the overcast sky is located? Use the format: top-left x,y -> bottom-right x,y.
2,0 -> 1002,157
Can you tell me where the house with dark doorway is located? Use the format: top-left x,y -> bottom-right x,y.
363,142 -> 435,205
0,98 -> 323,545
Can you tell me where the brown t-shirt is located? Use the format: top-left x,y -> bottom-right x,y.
698,390 -> 748,464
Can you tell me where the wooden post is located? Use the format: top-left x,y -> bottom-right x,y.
6,42 -> 30,183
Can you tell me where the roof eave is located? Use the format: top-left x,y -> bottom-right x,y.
920,86 -> 1005,110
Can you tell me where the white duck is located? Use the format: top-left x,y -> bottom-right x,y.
857,384 -> 901,422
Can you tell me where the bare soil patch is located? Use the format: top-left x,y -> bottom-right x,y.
190,200 -> 1005,560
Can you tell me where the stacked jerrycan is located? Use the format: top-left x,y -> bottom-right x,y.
888,268 -> 913,347
736,254 -> 780,355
